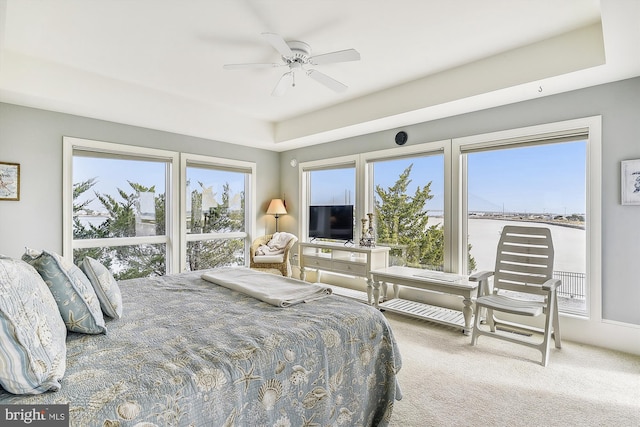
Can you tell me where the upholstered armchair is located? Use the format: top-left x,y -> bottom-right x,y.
250,233 -> 298,277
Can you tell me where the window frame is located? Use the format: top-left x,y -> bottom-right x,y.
298,155 -> 359,242
452,116 -> 601,319
297,116 -> 601,321
180,152 -> 256,272
361,140 -> 451,269
63,137 -> 257,275
63,137 -> 180,273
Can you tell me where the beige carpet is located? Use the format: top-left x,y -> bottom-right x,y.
384,312 -> 640,427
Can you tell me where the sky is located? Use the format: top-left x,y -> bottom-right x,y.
74,139 -> 587,216
73,158 -> 244,212
74,157 -> 165,212
467,141 -> 586,215
311,140 -> 587,215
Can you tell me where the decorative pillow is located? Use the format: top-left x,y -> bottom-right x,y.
0,255 -> 67,394
80,257 -> 123,319
22,248 -> 107,334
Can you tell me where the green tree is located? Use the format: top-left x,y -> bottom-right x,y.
187,182 -> 245,271
73,180 -> 165,279
72,178 -> 111,267
375,164 -> 476,271
74,178 -> 245,278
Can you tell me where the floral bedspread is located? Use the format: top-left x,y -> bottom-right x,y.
0,269 -> 402,426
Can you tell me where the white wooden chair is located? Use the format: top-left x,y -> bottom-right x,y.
470,225 -> 561,366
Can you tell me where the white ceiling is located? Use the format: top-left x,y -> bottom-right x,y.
1,0 -> 639,151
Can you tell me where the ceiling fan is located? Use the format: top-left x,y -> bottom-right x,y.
223,32 -> 360,96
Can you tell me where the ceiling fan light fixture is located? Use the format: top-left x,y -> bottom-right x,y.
223,32 -> 360,96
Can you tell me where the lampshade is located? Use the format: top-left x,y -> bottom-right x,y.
266,199 -> 287,216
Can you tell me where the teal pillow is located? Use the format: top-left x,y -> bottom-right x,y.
80,257 -> 123,319
22,248 -> 106,334
0,255 -> 67,394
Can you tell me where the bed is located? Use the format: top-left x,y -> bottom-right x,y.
0,266 -> 402,426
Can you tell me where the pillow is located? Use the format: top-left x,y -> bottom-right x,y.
22,248 -> 107,334
0,255 -> 67,394
79,257 -> 123,319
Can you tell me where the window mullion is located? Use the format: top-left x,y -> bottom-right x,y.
72,236 -> 169,249
185,232 -> 247,242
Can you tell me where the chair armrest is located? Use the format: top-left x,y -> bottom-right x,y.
469,270 -> 494,282
542,278 -> 561,291
469,270 -> 494,298
282,237 -> 298,256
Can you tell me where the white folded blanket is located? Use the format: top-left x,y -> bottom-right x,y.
255,232 -> 296,256
256,244 -> 284,256
201,268 -> 332,307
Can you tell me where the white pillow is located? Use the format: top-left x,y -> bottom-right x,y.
0,255 -> 67,394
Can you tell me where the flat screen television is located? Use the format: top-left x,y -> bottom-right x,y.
309,205 -> 354,241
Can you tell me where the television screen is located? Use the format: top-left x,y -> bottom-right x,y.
309,205 -> 354,240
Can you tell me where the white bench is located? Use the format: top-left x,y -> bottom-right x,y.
371,266 -> 481,335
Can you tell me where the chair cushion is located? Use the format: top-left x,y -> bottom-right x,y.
22,248 -> 107,334
250,268 -> 284,276
253,254 -> 285,263
0,255 -> 67,394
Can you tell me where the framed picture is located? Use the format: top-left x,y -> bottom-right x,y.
621,159 -> 640,205
0,162 -> 20,201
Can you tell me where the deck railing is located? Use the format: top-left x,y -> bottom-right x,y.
387,250 -> 587,300
554,270 -> 586,299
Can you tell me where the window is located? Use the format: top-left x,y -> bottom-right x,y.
63,138 -> 179,279
300,117 -> 600,318
301,156 -> 357,242
454,119 -> 600,318
464,139 -> 587,315
64,138 -> 256,278
182,154 -> 255,271
368,152 -> 445,269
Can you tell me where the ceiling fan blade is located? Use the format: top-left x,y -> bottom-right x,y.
272,72 -> 293,96
309,48 -> 361,65
307,69 -> 348,93
262,32 -> 293,58
223,62 -> 283,70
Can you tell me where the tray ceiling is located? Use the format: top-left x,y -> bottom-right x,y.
1,0 -> 639,151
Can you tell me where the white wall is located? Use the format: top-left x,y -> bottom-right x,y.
280,77 -> 640,354
0,103 -> 281,259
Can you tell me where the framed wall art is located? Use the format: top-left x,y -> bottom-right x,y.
621,159 -> 640,205
0,162 -> 20,201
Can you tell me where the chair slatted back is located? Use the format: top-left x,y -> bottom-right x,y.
493,226 -> 555,295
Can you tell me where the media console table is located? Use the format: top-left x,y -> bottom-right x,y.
370,266 -> 480,335
299,242 -> 389,304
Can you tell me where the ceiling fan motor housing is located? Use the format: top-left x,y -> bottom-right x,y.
286,41 -> 311,64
